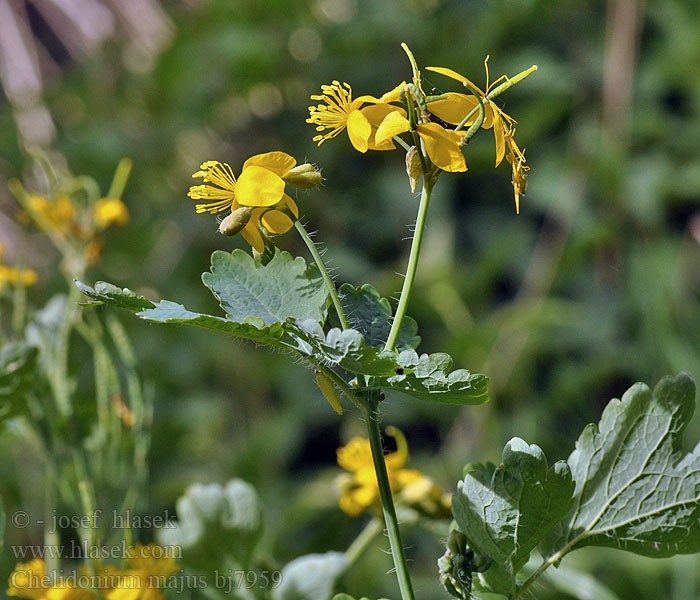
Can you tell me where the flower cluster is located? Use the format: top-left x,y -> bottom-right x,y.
7,545 -> 178,600
10,158 -> 131,270
336,427 -> 451,519
307,53 -> 536,210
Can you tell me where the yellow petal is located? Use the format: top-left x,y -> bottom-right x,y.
381,81 -> 407,103
425,66 -> 485,96
417,123 -> 467,173
346,109 -> 372,152
236,166 -> 285,207
282,193 -> 299,218
337,437 -> 372,472
493,114 -> 506,167
242,151 -> 297,177
427,92 -> 480,125
362,103 -> 405,126
262,209 -> 294,234
375,110 -> 411,145
241,221 -> 265,253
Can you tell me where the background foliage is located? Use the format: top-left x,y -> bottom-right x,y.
1,0 -> 700,598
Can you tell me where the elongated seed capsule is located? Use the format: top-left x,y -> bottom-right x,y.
315,370 -> 343,414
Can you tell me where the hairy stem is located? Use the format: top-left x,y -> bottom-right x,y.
360,398 -> 416,600
294,220 -> 350,330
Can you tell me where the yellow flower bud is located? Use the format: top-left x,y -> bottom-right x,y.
315,370 -> 343,414
219,206 -> 254,236
282,163 -> 323,189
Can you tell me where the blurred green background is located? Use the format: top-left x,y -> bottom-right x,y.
1,0 -> 700,598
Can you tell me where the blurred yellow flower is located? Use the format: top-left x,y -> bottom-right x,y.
7,559 -> 48,599
336,427 -> 450,518
426,57 -> 516,167
43,584 -> 94,600
25,194 -> 76,236
106,544 -> 179,600
307,81 -> 400,152
188,153 -> 301,252
0,244 -> 37,292
94,197 -> 130,229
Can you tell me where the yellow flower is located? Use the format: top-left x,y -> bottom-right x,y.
337,427 -> 436,517
25,194 -> 76,236
426,57 -> 516,167
94,197 -> 130,229
374,111 -> 467,173
188,152 -> 301,252
505,133 -> 529,214
307,81 -> 401,152
106,544 -> 179,600
0,244 -> 37,293
7,559 -> 49,599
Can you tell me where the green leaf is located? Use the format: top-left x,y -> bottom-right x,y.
554,373 -> 700,557
334,283 -> 420,351
286,319 -> 401,377
137,300 -> 286,345
453,438 -> 574,595
378,350 -> 489,405
74,280 -> 155,311
203,249 -> 328,326
0,342 -> 39,423
158,479 -> 263,572
272,552 -> 348,600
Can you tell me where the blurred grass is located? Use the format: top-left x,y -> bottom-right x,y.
2,0 -> 700,598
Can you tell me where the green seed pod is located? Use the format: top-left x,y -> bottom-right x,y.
315,370 -> 343,414
219,206 -> 254,236
283,163 -> 323,189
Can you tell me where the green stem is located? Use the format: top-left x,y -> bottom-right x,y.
458,82 -> 486,145
401,43 -> 421,88
384,181 -> 433,352
345,516 -> 384,567
514,545 -> 575,599
107,158 -> 133,199
454,65 -> 537,134
392,135 -> 412,152
294,220 -> 350,330
360,398 -> 415,600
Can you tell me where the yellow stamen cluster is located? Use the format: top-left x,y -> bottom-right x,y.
188,160 -> 239,214
307,81 -> 358,145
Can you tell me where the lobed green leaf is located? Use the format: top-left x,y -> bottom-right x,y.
554,372 -> 700,557
287,319 -> 401,377
75,280 -> 155,311
380,350 -> 489,405
137,300 -> 286,345
335,283 -> 420,351
203,249 -> 328,326
453,438 -> 574,595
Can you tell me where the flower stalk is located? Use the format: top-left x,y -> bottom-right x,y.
384,180 -> 433,352
294,220 -> 351,330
